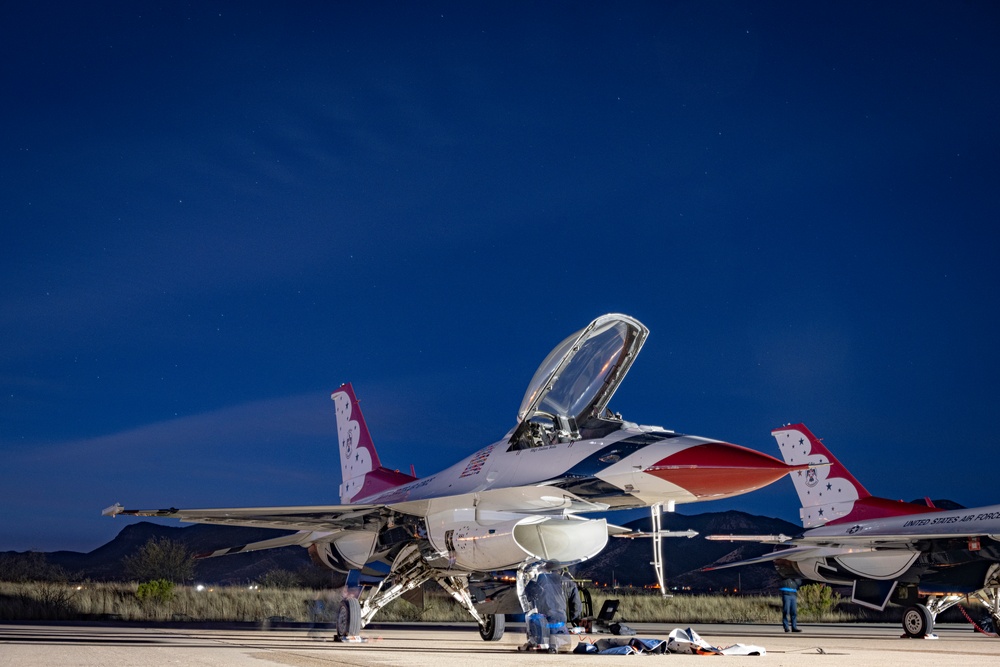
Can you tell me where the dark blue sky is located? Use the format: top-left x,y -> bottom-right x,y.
3,2 -> 999,552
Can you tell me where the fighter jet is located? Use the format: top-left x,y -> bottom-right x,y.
104,313 -> 803,639
706,423 -> 1000,638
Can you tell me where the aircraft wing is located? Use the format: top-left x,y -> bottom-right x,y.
701,525 -> 1000,573
103,487 -> 612,535
102,502 -> 384,531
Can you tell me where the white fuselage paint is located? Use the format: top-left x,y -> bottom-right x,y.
358,427 -> 714,514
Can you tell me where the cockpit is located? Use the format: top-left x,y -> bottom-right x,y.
508,314 -> 648,451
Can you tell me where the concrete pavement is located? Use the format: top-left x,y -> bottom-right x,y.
2,621 -> 999,666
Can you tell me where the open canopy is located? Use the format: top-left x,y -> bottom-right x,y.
516,313 -> 648,436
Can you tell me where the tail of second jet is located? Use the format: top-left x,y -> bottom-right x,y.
333,383 -> 417,503
771,423 -> 941,528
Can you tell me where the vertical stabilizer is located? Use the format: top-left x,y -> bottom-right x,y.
332,383 -> 417,503
772,424 -> 940,528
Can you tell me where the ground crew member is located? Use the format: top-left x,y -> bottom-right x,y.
780,577 -> 803,632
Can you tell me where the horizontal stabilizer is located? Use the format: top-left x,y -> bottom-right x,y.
701,545 -> 831,571
196,531 -> 315,559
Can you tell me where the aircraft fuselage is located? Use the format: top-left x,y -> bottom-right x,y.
359,422 -> 796,514
806,503 -> 1000,544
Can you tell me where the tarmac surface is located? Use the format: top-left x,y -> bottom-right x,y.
2,621 -> 999,667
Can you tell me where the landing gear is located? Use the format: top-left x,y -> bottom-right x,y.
479,613 -> 505,641
972,568 -> 1000,635
338,543 -> 500,640
898,567 -> 1000,638
337,597 -> 362,637
902,604 -> 934,638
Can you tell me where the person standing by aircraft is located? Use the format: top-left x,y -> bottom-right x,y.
780,577 -> 803,632
562,569 -> 583,629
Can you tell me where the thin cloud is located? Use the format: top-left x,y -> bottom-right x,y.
12,392 -> 336,466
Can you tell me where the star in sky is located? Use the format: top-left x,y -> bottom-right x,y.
2,2 -> 999,552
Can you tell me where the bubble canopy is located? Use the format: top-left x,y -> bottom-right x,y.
516,314 -> 649,430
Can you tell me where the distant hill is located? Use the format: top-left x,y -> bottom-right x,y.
29,522 -> 322,585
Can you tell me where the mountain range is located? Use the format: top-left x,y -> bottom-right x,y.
41,522 -> 323,585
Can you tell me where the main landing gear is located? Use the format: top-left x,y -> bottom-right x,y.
902,603 -> 934,638
337,597 -> 362,637
902,566 -> 1000,638
478,613 -> 506,641
333,543 -> 506,642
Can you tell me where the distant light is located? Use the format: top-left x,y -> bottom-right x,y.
196,584 -> 205,592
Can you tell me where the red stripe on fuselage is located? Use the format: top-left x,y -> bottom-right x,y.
826,496 -> 944,525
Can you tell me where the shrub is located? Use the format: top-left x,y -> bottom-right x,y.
258,569 -> 300,589
798,583 -> 842,617
136,579 -> 175,603
0,552 -> 67,583
123,537 -> 194,583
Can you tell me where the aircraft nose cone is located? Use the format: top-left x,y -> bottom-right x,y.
645,442 -> 804,499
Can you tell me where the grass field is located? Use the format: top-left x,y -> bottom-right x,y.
0,580 -> 884,624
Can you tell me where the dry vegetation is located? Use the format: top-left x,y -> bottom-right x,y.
1,581 -> 864,624
0,581 -> 310,622
592,591 -> 854,624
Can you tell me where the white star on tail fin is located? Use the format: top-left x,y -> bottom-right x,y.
771,424 -> 866,528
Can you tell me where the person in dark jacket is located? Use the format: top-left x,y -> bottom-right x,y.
525,569 -> 569,628
561,569 -> 583,627
780,577 -> 803,632
523,564 -> 583,651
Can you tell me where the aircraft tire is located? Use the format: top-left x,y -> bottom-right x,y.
337,597 -> 362,637
902,604 -> 934,638
479,613 -> 505,641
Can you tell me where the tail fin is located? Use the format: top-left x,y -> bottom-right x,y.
771,424 -> 940,528
333,383 -> 417,503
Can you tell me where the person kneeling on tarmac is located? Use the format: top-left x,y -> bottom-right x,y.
521,563 -> 581,653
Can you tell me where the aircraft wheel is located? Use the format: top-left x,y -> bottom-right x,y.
986,584 -> 1000,635
337,597 -> 362,637
580,587 -> 593,618
479,613 -> 505,641
902,604 -> 934,638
